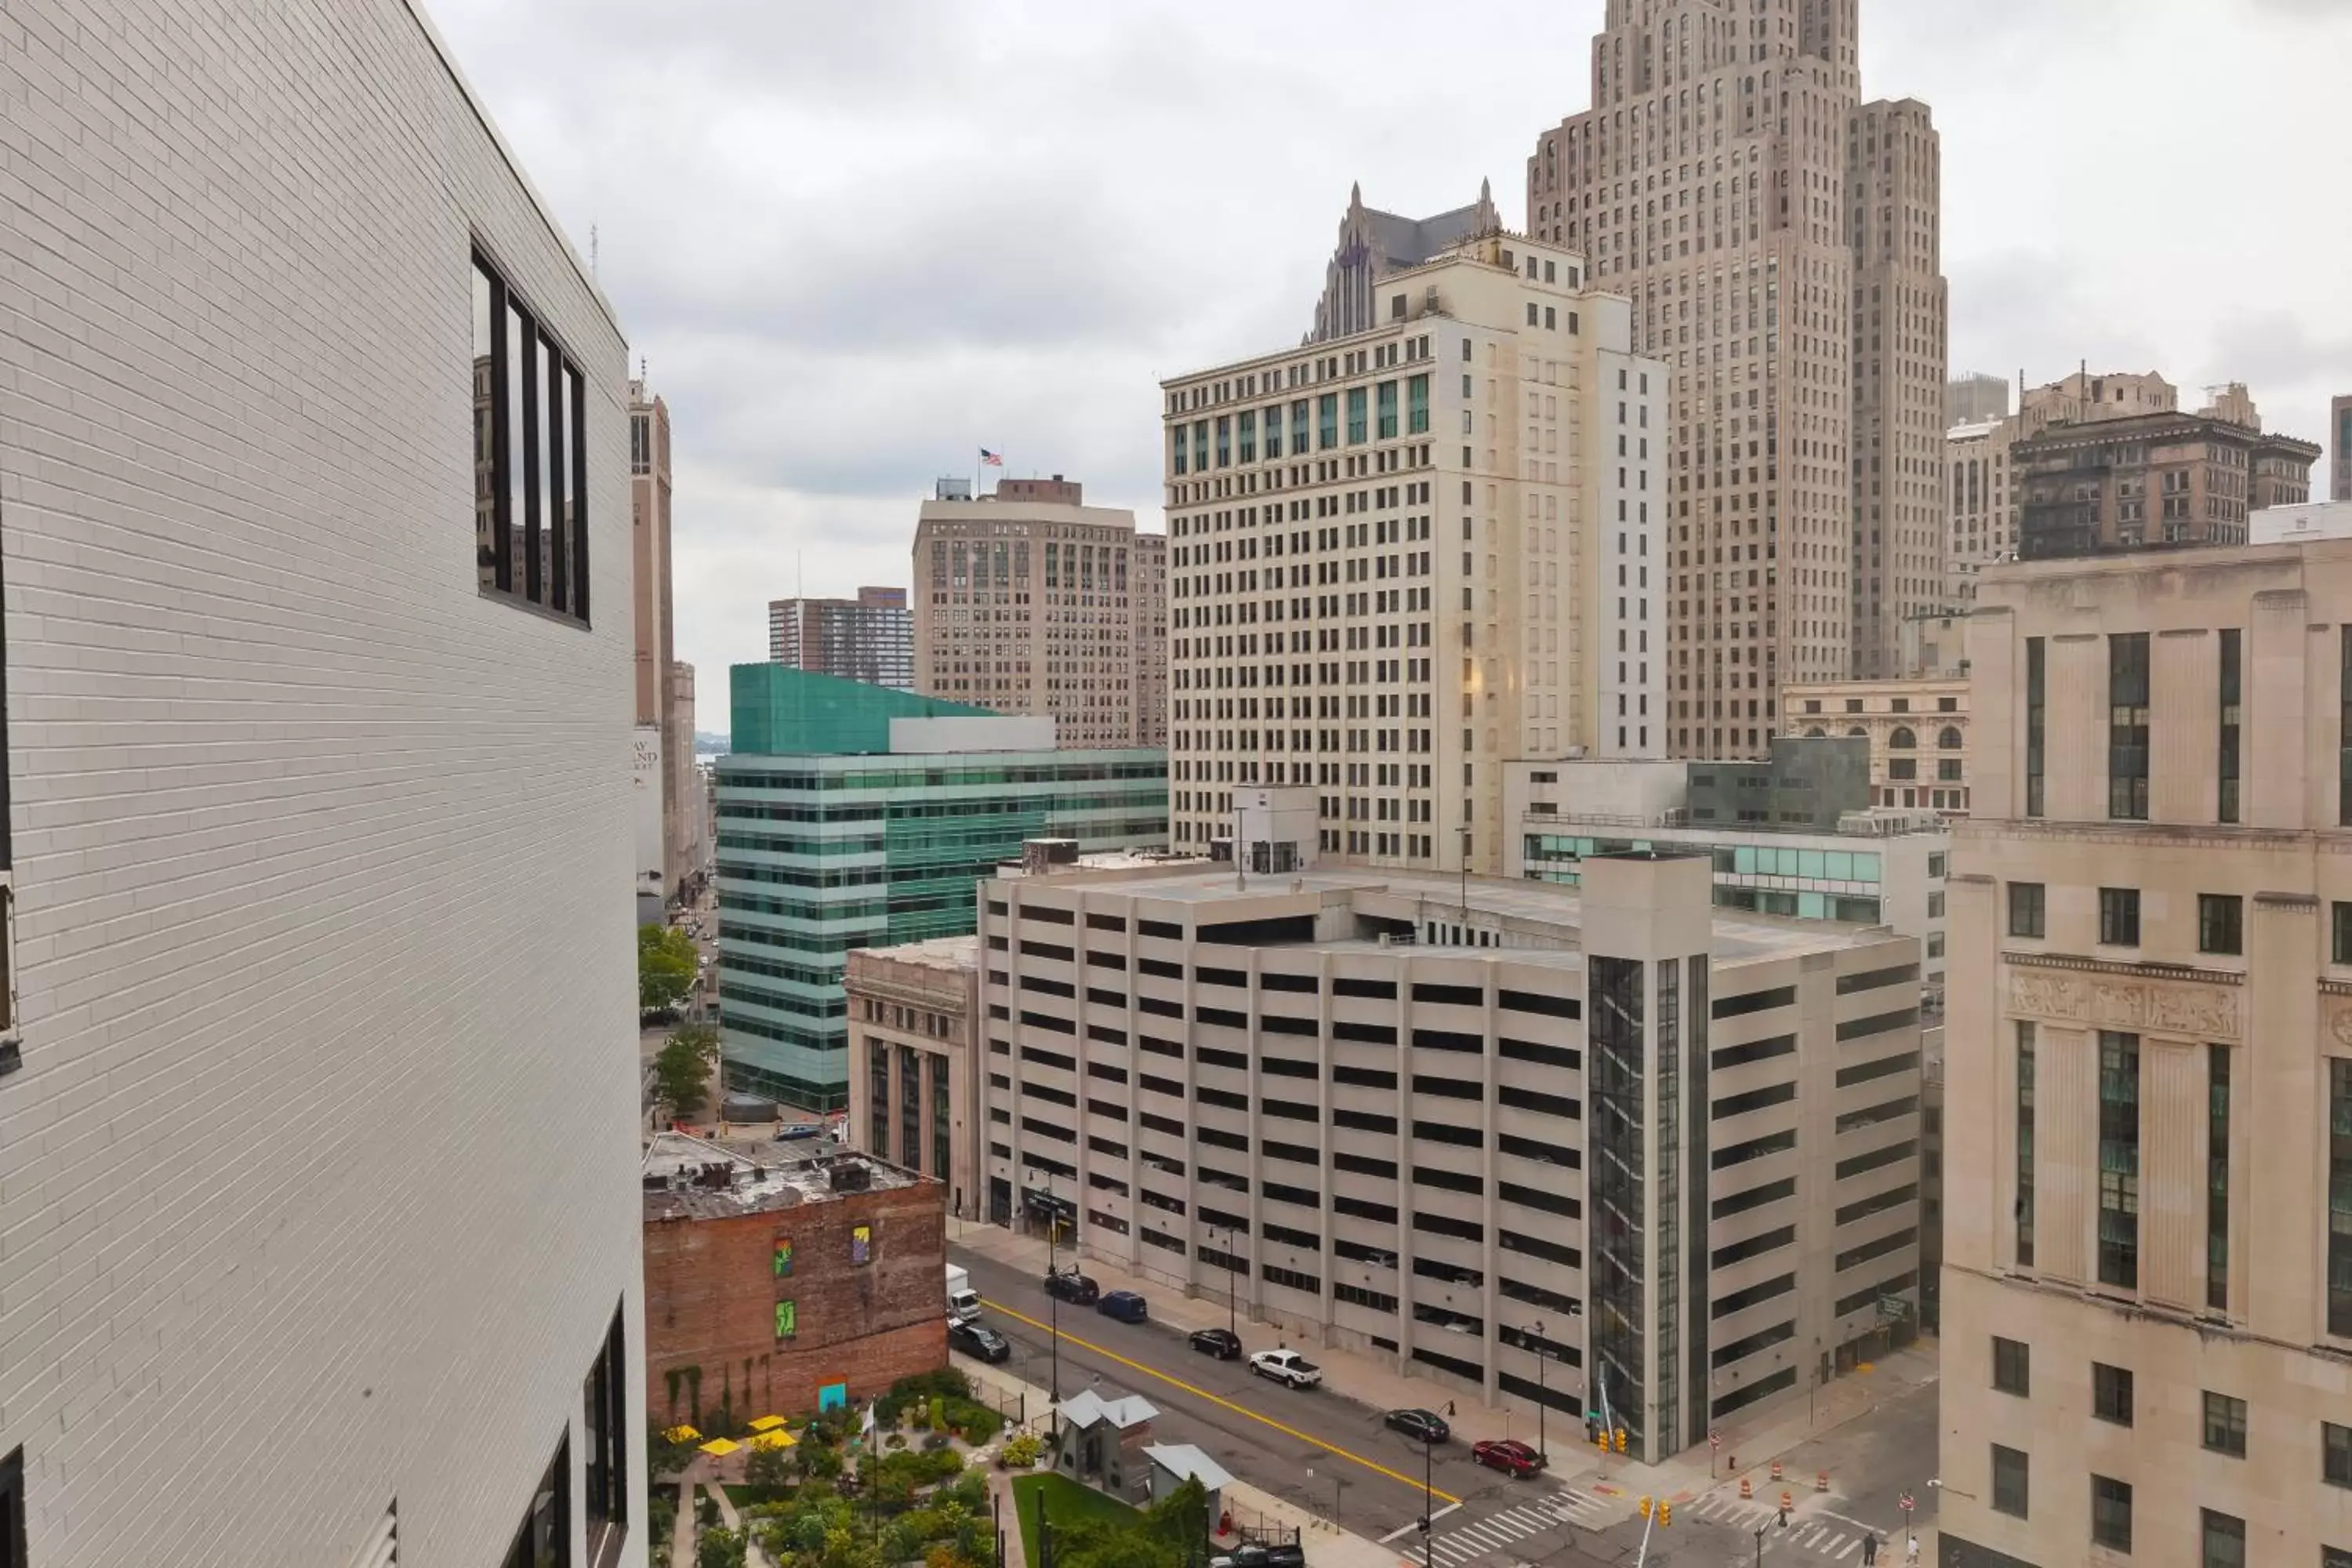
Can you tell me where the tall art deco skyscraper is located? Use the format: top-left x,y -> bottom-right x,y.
1527,0 -> 1947,756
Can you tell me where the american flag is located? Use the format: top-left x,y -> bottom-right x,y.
979,448 -> 1004,466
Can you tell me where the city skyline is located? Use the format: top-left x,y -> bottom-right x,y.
431,0 -> 2352,701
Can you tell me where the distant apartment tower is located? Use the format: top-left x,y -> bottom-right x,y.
2016,383 -> 2320,559
1939,541 -> 2352,1568
1527,0 -> 1950,748
1163,223 -> 1667,877
1947,372 -> 2010,429
2334,391 -> 2352,501
771,586 -> 914,690
912,476 -> 1166,749
0,0 -> 645,1558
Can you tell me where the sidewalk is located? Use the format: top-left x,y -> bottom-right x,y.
953,1217 -> 1941,1523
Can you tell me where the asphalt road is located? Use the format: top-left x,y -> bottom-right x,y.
949,1247 -> 1581,1548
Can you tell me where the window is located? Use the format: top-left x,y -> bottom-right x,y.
2327,1421 -> 2352,1487
1346,387 -> 1368,444
2092,1362 -> 2133,1426
0,1447 -> 20,1568
2333,1062 -> 2352,1337
2090,1475 -> 2132,1552
2025,637 -> 2046,817
2335,902 -> 2352,965
2201,1511 -> 2245,1568
2017,1022 -> 2036,1267
1407,375 -> 1430,435
1991,1336 -> 2030,1396
1888,726 -> 1916,750
1990,1444 -> 2028,1519
2208,1046 -> 2230,1312
2099,887 -> 2140,946
2201,1392 -> 2246,1457
472,250 -> 590,625
2009,883 -> 2045,938
2107,633 -> 2151,817
2341,625 -> 2352,825
583,1302 -> 629,1559
503,1433 -> 572,1568
2098,1033 -> 2141,1290
2198,895 -> 2243,956
2219,628 -> 2241,822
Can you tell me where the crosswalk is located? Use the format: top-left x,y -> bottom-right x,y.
1680,1492 -> 1896,1561
1423,1489 -> 1613,1564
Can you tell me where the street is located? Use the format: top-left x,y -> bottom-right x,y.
950,1247 -> 1623,1564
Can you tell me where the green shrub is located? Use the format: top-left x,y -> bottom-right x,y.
945,1400 -> 1005,1443
999,1432 -> 1044,1469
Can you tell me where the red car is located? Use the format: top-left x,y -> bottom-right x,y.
1472,1439 -> 1547,1477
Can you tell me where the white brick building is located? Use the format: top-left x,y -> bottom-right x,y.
0,1 -> 644,1563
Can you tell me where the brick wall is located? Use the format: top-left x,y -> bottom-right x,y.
646,1180 -> 948,1426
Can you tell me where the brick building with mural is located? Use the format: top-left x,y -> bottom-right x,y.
643,1132 -> 946,1428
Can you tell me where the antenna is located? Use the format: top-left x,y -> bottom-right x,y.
590,222 -> 599,278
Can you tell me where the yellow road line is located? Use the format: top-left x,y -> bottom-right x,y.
982,1298 -> 1461,1505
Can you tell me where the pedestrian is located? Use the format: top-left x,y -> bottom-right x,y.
1862,1532 -> 1878,1565
1907,1534 -> 1920,1564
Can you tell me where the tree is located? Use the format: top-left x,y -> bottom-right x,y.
655,1022 -> 721,1122
696,1526 -> 748,1568
641,922 -> 699,1013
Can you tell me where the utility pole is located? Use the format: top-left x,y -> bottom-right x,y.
1532,1318 -> 1548,1462
1421,1433 -> 1437,1568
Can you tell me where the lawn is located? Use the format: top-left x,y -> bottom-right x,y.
1010,1472 -> 1142,1564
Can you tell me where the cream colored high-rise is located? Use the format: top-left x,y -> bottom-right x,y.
912,476 -> 1166,750
1526,0 -> 1949,750
1161,227 -> 1667,877
1940,544 -> 2352,1568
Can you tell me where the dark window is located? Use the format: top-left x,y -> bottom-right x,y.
2099,887 -> 2141,946
2025,637 -> 2046,817
1835,1138 -> 1915,1181
2209,1046 -> 2230,1312
2334,902 -> 2352,965
1835,1008 -> 1917,1043
2008,882 -> 2045,938
0,1447 -> 21,1568
2219,627 -> 2241,822
1835,963 -> 1918,996
2326,1421 -> 2352,1487
2332,1062 -> 2352,1336
2109,633 -> 2150,819
583,1302 -> 628,1558
2092,1362 -> 2133,1426
474,251 -> 590,624
1333,977 -> 1396,999
1711,1081 -> 1796,1120
1992,1337 -> 2030,1396
2100,1033 -> 2141,1290
2091,1475 -> 2132,1552
1711,1033 -> 1795,1070
1710,1225 -> 1795,1268
1991,1444 -> 2028,1519
1498,989 -> 1579,1019
503,1433 -> 572,1568
2342,626 -> 2352,825
2201,1510 -> 2245,1568
1715,1128 -> 1798,1170
1835,1226 -> 1915,1273
1712,985 -> 1795,1019
1713,1177 -> 1796,1220
1710,1272 -> 1795,1319
1412,982 -> 1483,1006
2201,1391 -> 2246,1458
2016,1022 -> 2037,1267
2198,895 -> 2243,956
1834,1051 -> 1915,1087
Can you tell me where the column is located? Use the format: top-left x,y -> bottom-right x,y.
2138,1036 -> 2201,1312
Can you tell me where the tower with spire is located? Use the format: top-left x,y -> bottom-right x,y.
1305,179 -> 1501,343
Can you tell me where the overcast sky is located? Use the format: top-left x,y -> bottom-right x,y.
432,0 -> 2352,732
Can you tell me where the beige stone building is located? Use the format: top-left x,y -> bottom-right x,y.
981,839 -> 1922,1460
1947,372 -> 2010,430
1163,224 -> 1667,877
912,476 -> 1165,750
632,377 -> 699,903
1938,543 -> 2352,1568
1782,676 -> 1969,815
2332,392 -> 2351,503
845,938 -> 982,1221
1525,0 -> 1950,750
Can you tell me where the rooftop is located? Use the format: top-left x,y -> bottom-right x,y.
1057,1390 -> 1159,1430
846,935 -> 980,974
641,1131 -> 924,1221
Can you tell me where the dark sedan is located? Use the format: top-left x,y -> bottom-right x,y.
1188,1327 -> 1243,1360
1042,1269 -> 1100,1305
1384,1408 -> 1450,1444
947,1319 -> 1011,1364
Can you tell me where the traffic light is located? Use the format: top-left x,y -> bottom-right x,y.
1613,1428 -> 1628,1454
1638,1497 -> 1653,1520
1659,1502 -> 1671,1527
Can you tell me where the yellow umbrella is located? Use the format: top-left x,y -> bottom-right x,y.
748,1415 -> 787,1432
750,1429 -> 798,1451
699,1437 -> 741,1457
663,1425 -> 702,1443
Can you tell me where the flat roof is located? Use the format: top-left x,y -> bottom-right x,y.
848,935 -> 979,972
642,1131 -> 924,1221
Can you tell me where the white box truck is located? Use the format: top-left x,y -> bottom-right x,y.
946,1264 -> 981,1323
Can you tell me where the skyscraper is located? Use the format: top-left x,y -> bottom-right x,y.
2332,391 -> 2352,501
912,476 -> 1167,749
1,0 -> 644,1555
632,376 -> 692,902
1305,180 -> 1504,343
1940,541 -> 2352,1567
1526,0 -> 1948,750
1163,223 -> 1667,876
770,586 -> 915,690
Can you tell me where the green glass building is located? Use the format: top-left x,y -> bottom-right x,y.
716,664 -> 1167,1109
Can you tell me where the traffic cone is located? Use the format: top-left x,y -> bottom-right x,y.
1740,1478 -> 1753,1500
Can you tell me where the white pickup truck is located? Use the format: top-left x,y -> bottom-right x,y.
945,1264 -> 982,1324
1248,1348 -> 1322,1389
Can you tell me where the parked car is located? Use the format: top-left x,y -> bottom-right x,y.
947,1319 -> 1011,1365
1042,1269 -> 1100,1305
775,1122 -> 826,1142
1210,1545 -> 1305,1568
1471,1439 -> 1546,1477
1188,1327 -> 1243,1360
1095,1289 -> 1149,1323
1384,1408 -> 1450,1444
1247,1348 -> 1322,1389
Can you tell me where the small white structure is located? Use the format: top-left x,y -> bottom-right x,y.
1143,1443 -> 1233,1515
2249,499 -> 2352,544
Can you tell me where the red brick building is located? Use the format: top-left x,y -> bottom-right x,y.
643,1132 -> 946,1429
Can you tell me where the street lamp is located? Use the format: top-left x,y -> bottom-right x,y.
1029,1167 -> 1062,1405
1531,1319 -> 1548,1463
1211,1226 -> 1240,1337
1420,1431 -> 1437,1568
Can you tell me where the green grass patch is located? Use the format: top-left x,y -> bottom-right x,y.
1010,1472 -> 1142,1564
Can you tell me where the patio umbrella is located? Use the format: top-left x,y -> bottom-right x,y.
699,1438 -> 741,1457
748,1416 -> 787,1432
662,1425 -> 702,1443
750,1429 -> 798,1451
